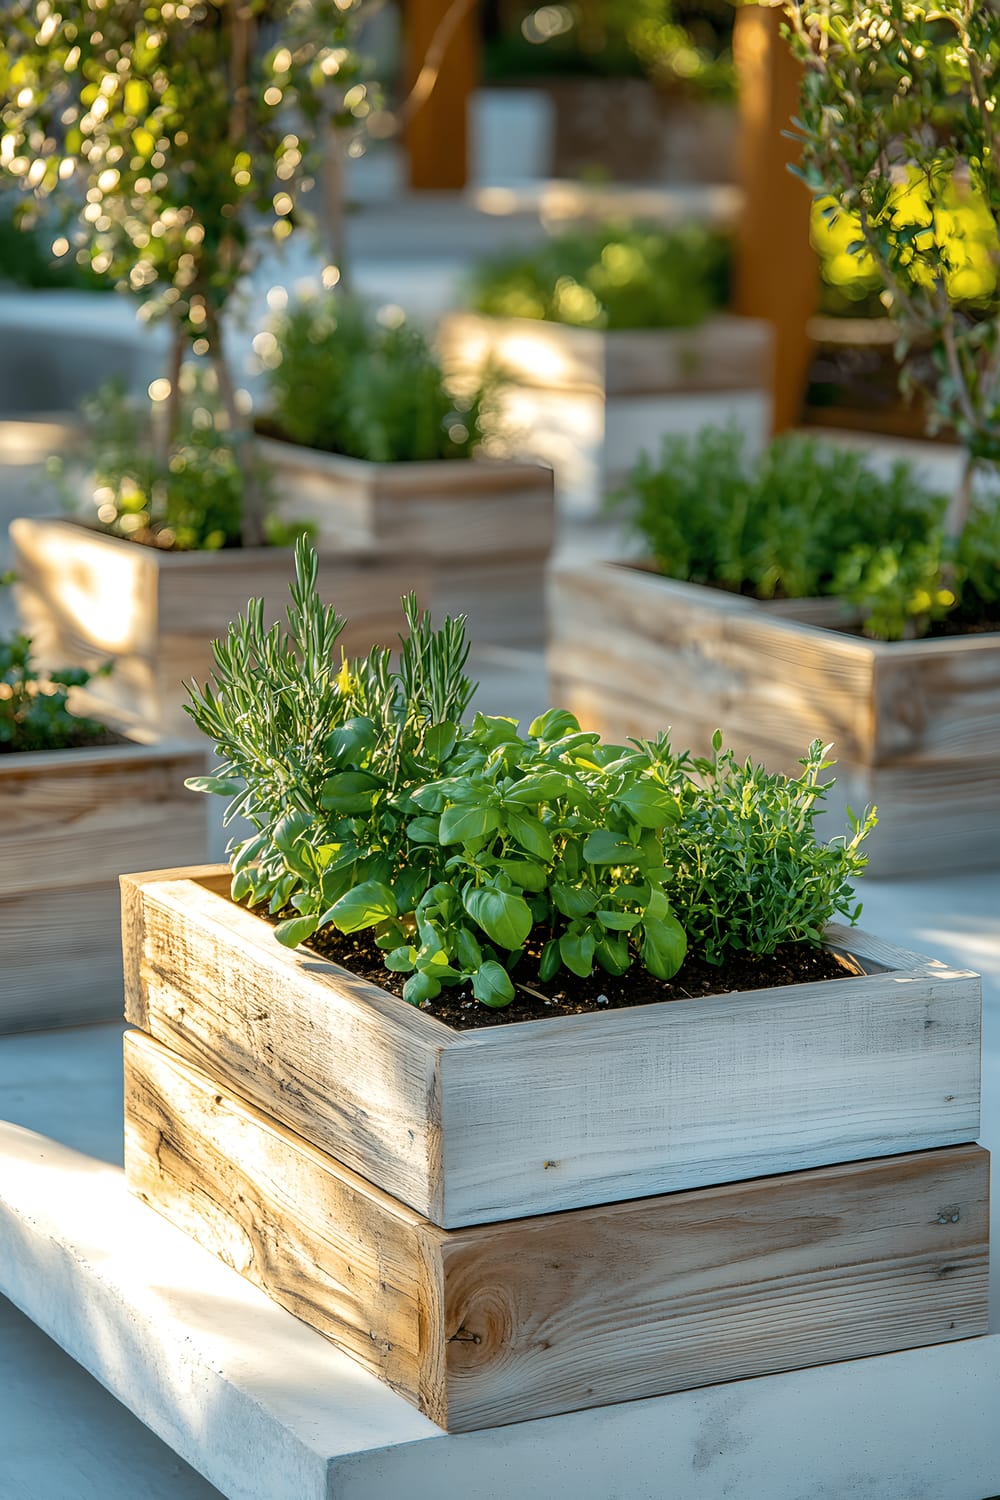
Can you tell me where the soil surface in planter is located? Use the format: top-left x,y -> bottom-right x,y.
0,723 -> 126,755
302,924 -> 856,1030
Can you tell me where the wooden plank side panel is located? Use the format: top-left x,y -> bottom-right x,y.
122,1033 -> 989,1432
123,873 -> 454,1221
11,514 -> 160,675
440,1145 -> 990,1430
1,880 -> 126,1031
439,966 -> 981,1225
873,640 -> 1000,764
438,314 -> 771,398
0,743 -> 205,898
124,1030 -> 442,1413
547,563 -> 877,766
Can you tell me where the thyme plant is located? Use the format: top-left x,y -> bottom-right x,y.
185,542 -> 874,1010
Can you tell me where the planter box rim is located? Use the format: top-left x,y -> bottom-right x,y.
124,864 -> 980,1045
595,559 -> 1000,659
0,734 -> 205,776
255,434 -> 553,486
450,309 -> 763,340
20,514 -> 389,568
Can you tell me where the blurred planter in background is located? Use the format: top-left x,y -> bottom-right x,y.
1,735 -> 205,1032
10,517 -> 424,739
438,222 -> 772,516
256,295 -> 555,648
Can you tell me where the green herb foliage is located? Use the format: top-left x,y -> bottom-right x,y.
185,541 -> 874,1010
614,425 -> 1000,640
73,378 -> 301,552
483,0 -> 736,100
786,0 -> 1000,496
0,584 -> 109,752
469,221 -> 730,331
265,296 -> 489,463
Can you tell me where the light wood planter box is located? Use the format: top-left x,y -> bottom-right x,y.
10,517 -> 427,739
259,438 -> 555,648
1,740 -> 205,1033
122,867 -> 981,1230
547,562 -> 1000,878
438,311 -> 772,400
125,1030 -> 990,1432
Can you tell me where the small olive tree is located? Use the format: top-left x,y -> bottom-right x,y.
0,0 -> 381,543
785,0 -> 1000,532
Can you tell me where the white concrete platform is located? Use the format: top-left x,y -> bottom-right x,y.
1,860 -> 998,1500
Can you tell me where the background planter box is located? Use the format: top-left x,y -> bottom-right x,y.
124,1030 -> 990,1433
439,311 -> 772,400
547,561 -> 1000,877
437,312 -> 773,517
258,439 -> 555,648
122,867 -> 981,1229
10,517 -> 427,738
1,739 -> 205,1032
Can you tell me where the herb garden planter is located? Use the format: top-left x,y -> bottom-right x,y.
547,561 -> 1000,878
120,866 -> 987,1430
437,312 -> 773,511
9,517 -> 426,738
258,438 -> 555,648
1,739 -> 204,1032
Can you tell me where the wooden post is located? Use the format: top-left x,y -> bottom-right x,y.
403,0 -> 479,191
732,3 -> 817,434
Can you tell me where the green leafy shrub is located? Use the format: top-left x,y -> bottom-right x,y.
264,297 -> 490,463
0,582 -> 110,752
614,426 -> 1000,640
0,196 -> 107,291
483,0 -> 736,100
468,222 -> 731,331
184,541 -> 874,1013
787,0 -> 1000,518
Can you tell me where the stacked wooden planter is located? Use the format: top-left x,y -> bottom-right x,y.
121,865 -> 989,1432
257,439 -> 556,650
547,560 -> 1000,877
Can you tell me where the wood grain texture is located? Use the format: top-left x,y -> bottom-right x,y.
0,741 -> 205,1032
547,561 -> 1000,875
123,869 -> 981,1228
10,517 -> 427,736
438,312 -> 773,398
259,441 -> 554,647
121,868 -> 460,1223
123,1031 -> 990,1434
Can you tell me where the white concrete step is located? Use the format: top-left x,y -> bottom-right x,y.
2,1112 -> 1000,1500
1,1022 -> 1000,1500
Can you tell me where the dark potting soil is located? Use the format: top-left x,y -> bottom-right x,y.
0,724 -> 127,755
301,924 -> 857,1031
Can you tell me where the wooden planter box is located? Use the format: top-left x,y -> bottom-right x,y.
437,312 -> 773,516
1,739 -> 205,1032
9,517 -> 427,738
438,312 -> 772,401
257,439 -> 555,648
121,867 -> 981,1230
547,561 -> 1000,878
124,1030 -> 990,1432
